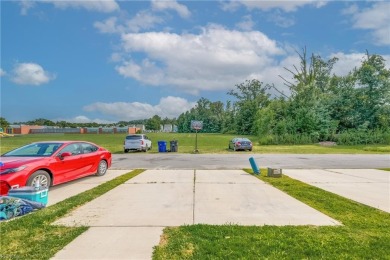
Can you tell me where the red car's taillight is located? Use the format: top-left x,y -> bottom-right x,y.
0,181 -> 10,196
236,142 -> 241,146
141,140 -> 144,145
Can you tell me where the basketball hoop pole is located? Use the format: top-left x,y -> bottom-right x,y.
190,120 -> 202,153
194,129 -> 199,153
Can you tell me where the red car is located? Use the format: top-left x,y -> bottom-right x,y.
0,141 -> 112,195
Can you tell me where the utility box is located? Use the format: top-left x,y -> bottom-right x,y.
267,168 -> 282,178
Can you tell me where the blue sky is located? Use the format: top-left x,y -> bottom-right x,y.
1,0 -> 389,124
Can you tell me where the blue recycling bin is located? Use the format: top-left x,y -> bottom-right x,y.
158,141 -> 167,152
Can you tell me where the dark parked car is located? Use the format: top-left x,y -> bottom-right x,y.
0,141 -> 112,195
228,138 -> 253,151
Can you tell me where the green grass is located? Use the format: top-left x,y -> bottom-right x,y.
0,169 -> 144,259
1,133 -> 388,154
153,169 -> 390,259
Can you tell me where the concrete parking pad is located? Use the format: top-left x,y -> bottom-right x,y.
283,169 -> 390,213
52,227 -> 163,260
127,169 -> 194,184
52,169 -> 340,260
196,169 -> 259,184
47,170 -> 131,206
53,182 -> 194,227
194,170 -> 340,225
54,170 -> 340,227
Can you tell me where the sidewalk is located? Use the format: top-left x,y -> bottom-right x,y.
51,169 -> 340,259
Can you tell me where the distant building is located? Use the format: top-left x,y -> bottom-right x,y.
161,124 -> 177,132
7,125 -> 45,134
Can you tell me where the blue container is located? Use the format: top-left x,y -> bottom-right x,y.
8,186 -> 48,205
249,157 -> 260,175
158,141 -> 167,152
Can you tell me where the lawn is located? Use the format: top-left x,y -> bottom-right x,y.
1,133 -> 389,154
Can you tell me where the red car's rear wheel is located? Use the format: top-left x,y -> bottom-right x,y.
96,160 -> 108,176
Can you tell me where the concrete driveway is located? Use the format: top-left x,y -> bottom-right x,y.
51,169 -> 339,259
49,168 -> 390,259
47,170 -> 132,206
283,169 -> 390,213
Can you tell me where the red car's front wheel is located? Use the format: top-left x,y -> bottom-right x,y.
27,170 -> 51,188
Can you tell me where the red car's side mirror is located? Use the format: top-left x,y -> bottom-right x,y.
59,152 -> 72,159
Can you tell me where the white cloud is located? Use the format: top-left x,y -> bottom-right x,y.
19,0 -> 36,15
117,25 -> 284,94
95,11 -> 164,34
346,2 -> 390,46
221,0 -> 327,12
19,0 -> 119,14
11,62 -> 55,85
330,52 -> 364,76
236,15 -> 255,31
151,0 -> 191,18
83,96 -> 196,120
330,52 -> 390,76
55,116 -> 116,124
116,59 -> 165,86
94,17 -> 121,34
46,0 -> 119,13
267,10 -> 295,28
125,11 -> 165,33
0,68 -> 6,77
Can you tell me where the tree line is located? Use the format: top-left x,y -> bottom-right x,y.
177,50 -> 390,145
1,50 -> 389,145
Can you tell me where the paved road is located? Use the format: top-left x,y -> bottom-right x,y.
112,153 -> 390,169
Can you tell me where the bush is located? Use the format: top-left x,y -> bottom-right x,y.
335,130 -> 390,145
258,130 -> 390,145
258,134 -> 317,145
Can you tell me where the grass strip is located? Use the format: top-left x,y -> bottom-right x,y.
153,169 -> 390,259
1,133 -> 389,154
0,169 -> 144,260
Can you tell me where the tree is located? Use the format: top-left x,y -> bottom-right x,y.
145,115 -> 162,131
353,52 -> 390,129
276,48 -> 339,139
228,79 -> 270,135
176,98 -> 225,133
221,101 -> 236,134
0,117 -> 10,129
280,47 -> 338,96
27,118 -> 55,126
